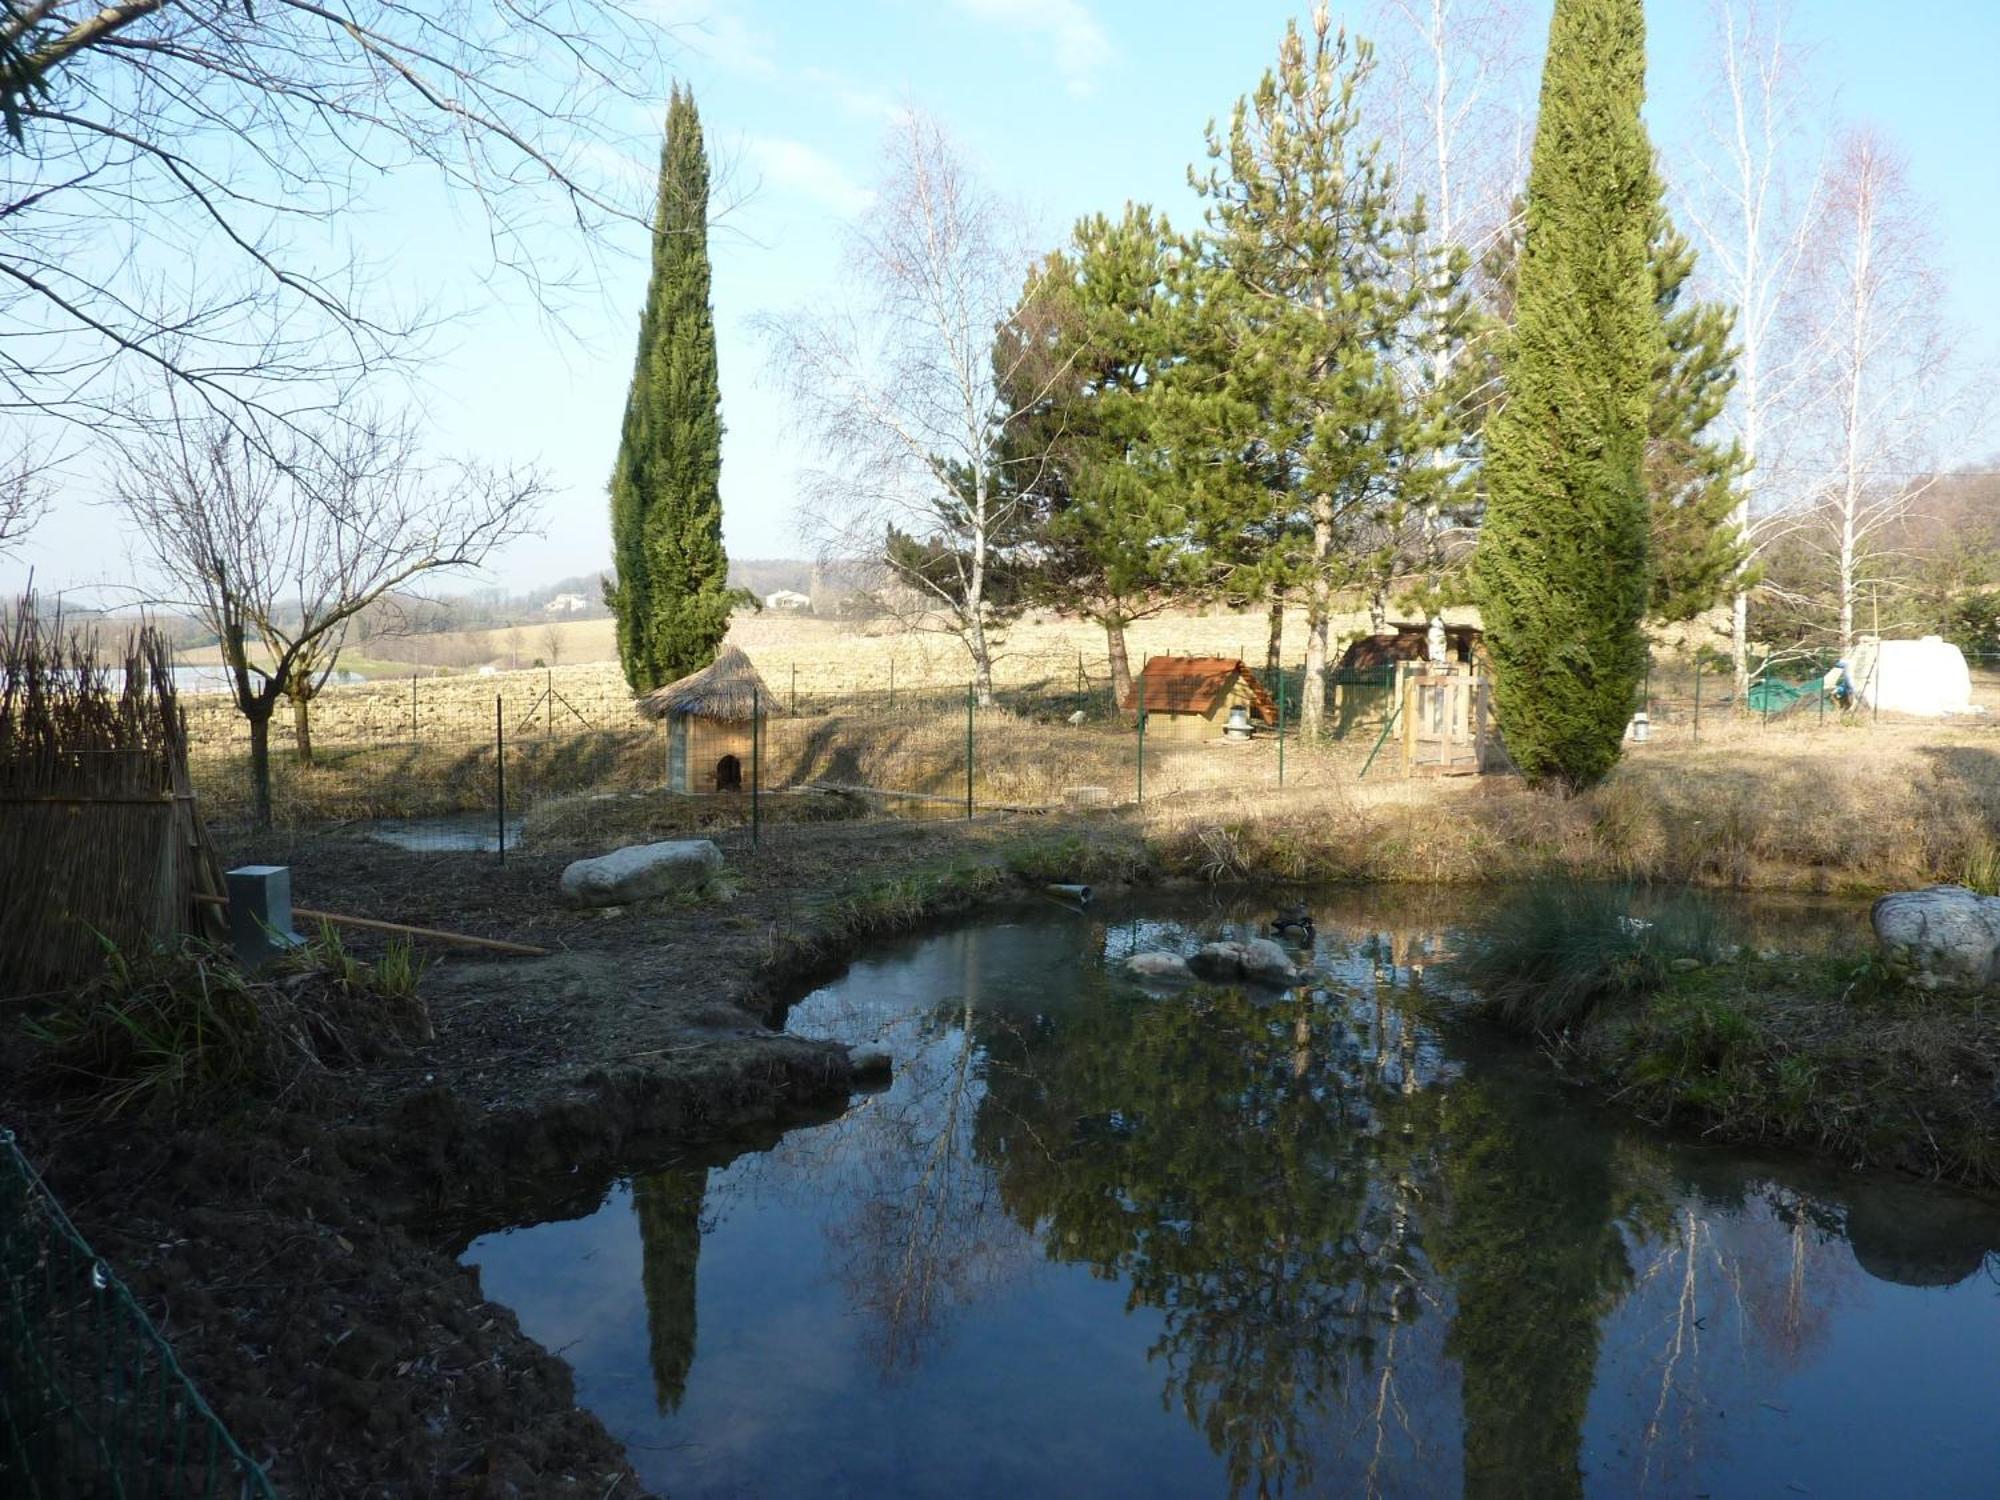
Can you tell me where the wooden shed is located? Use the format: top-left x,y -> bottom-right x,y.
1118,657 -> 1278,741
638,646 -> 772,793
1335,623 -> 1485,674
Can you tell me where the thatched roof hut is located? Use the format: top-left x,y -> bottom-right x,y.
637,646 -> 773,723
637,647 -> 772,793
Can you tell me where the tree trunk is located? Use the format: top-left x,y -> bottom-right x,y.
248,709 -> 274,828
292,690 -> 315,766
1369,583 -> 1390,636
1300,496 -> 1335,739
1265,594 -> 1284,677
1104,617 -> 1134,708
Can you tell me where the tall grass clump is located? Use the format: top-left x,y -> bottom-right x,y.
23,930 -> 431,1119
1454,882 -> 1726,1034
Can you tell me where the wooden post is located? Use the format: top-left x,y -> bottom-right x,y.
495,695 -> 506,862
1402,674 -> 1419,777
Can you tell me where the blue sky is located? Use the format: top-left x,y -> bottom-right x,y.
9,0 -> 1997,600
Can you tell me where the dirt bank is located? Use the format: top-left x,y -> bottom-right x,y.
2,817 -> 1067,1498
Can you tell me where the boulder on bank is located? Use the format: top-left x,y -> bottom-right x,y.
559,839 -> 723,908
1125,951 -> 1194,981
849,1043 -> 894,1089
1871,885 -> 2000,989
1188,939 -> 1299,987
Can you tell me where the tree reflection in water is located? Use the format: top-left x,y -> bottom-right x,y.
602,902 -> 1972,1499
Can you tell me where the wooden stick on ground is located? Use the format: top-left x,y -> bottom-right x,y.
192,892 -> 549,957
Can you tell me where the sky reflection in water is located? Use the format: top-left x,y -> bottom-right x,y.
463,893 -> 2000,1499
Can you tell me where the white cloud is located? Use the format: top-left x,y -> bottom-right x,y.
950,0 -> 1112,96
649,0 -> 778,78
744,137 -> 874,217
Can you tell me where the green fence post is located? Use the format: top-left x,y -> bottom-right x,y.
411,674 -> 418,740
1136,667 -> 1146,807
888,659 -> 895,709
494,695 -> 505,863
1693,660 -> 1702,744
965,684 -> 975,820
1276,666 -> 1286,788
790,663 -> 797,717
752,685 -> 761,848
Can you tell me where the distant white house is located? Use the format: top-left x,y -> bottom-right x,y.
763,589 -> 812,613
544,592 -> 590,615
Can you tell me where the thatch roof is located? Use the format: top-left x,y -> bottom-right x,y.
1119,657 -> 1278,724
637,646 -> 773,722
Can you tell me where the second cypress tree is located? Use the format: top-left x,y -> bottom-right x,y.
1474,0 -> 1659,791
607,84 -> 731,694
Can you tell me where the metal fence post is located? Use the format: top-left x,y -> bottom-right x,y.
1276,666 -> 1286,788
494,694 -> 505,862
790,664 -> 797,717
410,673 -> 418,740
1693,660 -> 1702,744
1136,667 -> 1145,807
965,684 -> 975,820
546,666 -> 554,738
752,684 -> 761,848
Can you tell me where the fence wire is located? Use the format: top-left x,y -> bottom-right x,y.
0,1129 -> 276,1499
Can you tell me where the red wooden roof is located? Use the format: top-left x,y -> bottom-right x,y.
1119,657 -> 1277,723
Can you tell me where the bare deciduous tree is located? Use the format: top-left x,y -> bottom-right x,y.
116,408 -> 545,823
1678,0 -> 1824,689
761,112 -> 1052,707
1798,129 -> 1959,651
0,0 -> 664,440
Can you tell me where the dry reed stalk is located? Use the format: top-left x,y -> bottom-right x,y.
0,599 -> 223,997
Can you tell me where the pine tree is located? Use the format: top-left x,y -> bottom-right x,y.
607,85 -> 732,694
1473,0 -> 1659,792
998,207 -> 1197,705
1645,204 -> 1748,623
1190,12 -> 1422,737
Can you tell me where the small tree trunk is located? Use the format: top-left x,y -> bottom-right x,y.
248,709 -> 274,828
1368,582 -> 1390,636
292,690 -> 315,766
1104,617 -> 1134,707
1265,595 -> 1284,676
1731,586 -> 1750,698
1300,496 -> 1335,739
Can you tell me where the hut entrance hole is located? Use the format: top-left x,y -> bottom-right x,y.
715,754 -> 743,793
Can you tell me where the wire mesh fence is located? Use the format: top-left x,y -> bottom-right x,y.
0,1129 -> 276,1499
175,645 -> 2000,858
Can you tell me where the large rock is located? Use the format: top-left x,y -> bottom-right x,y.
1188,939 -> 1299,987
1871,885 -> 2000,989
1125,951 -> 1193,981
559,839 -> 723,908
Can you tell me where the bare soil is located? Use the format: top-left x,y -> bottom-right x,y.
2,816 -> 1055,1498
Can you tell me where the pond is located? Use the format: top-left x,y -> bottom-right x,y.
461,891 -> 2000,1499
362,813 -> 522,853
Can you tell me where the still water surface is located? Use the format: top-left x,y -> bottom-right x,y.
463,892 -> 2000,1498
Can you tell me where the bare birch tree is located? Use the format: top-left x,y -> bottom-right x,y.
1798,129 -> 1957,651
0,0 -> 665,442
1366,0 -> 1529,652
762,113 -> 1050,707
1678,0 -> 1824,690
116,408 -> 545,823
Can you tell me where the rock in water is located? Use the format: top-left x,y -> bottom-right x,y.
1871,885 -> 2000,989
1125,951 -> 1193,981
849,1043 -> 894,1088
1239,937 -> 1299,985
1188,940 -> 1298,987
559,840 -> 723,908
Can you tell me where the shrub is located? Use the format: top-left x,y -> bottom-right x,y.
1453,881 -> 1725,1034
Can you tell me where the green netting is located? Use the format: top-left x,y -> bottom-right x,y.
1745,676 -> 1819,714
0,1128 -> 277,1499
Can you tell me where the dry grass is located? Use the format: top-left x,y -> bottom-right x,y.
1140,722 -> 2000,895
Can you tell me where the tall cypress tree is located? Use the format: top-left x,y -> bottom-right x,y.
1473,0 -> 1659,791
607,84 -> 731,694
